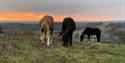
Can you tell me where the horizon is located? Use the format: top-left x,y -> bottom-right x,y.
0,20 -> 125,23
0,0 -> 124,22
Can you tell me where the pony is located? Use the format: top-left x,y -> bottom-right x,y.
80,27 -> 101,43
60,17 -> 76,47
39,15 -> 54,46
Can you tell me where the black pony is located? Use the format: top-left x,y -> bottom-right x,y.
80,27 -> 101,43
60,17 -> 76,47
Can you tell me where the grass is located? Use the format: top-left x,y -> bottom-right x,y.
0,31 -> 125,63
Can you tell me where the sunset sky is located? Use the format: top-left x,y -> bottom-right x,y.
0,0 -> 124,22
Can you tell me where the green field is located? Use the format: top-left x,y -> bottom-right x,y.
0,31 -> 125,63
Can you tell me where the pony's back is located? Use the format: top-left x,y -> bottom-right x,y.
62,17 -> 76,32
39,15 -> 54,32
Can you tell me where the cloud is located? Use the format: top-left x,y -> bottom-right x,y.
1,0 -> 124,20
0,12 -> 112,21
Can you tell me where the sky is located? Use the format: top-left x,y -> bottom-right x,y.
0,0 -> 125,22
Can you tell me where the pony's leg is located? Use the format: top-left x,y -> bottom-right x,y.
62,37 -> 66,46
87,34 -> 91,44
50,33 -> 53,44
63,38 -> 66,46
65,37 -> 69,47
63,36 -> 68,47
87,35 -> 91,41
96,34 -> 100,44
40,32 -> 45,42
46,32 -> 50,46
69,32 -> 73,46
80,34 -> 85,42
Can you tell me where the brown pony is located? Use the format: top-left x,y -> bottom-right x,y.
39,15 -> 54,46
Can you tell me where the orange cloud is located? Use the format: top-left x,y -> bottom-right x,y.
0,12 -> 112,22
0,12 -> 41,21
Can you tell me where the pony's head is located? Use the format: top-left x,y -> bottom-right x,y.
58,30 -> 68,41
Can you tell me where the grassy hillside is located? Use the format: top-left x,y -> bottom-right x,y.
0,31 -> 125,63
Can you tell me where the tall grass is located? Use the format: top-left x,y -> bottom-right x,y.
0,31 -> 125,63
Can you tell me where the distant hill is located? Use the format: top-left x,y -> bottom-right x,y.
0,22 -> 104,31
0,21 -> 125,44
